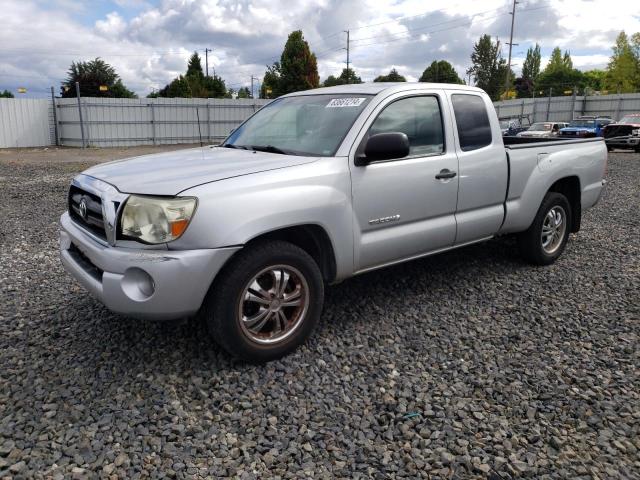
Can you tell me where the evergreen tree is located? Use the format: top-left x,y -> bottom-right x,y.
373,68 -> 406,82
156,53 -> 227,98
467,35 -> 507,100
604,31 -> 639,93
278,30 -> 320,94
186,52 -> 204,77
0,89 -> 14,98
419,60 -> 463,84
322,68 -> 363,86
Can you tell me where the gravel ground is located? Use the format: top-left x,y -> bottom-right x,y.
0,148 -> 639,479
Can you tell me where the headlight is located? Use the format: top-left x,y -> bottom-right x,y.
633,129 -> 640,136
120,195 -> 197,244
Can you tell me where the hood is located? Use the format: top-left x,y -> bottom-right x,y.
518,130 -> 549,137
82,146 -> 317,195
562,127 -> 594,132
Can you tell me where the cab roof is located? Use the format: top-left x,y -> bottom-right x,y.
283,82 -> 484,98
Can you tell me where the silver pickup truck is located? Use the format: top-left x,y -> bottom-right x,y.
60,83 -> 607,362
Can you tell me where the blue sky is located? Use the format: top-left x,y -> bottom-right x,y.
1,0 -> 639,98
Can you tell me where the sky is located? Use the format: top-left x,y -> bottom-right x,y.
1,0 -> 639,98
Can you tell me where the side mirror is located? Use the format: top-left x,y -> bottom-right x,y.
356,132 -> 410,166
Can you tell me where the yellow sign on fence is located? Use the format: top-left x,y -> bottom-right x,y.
17,87 -> 27,93
99,85 -> 108,92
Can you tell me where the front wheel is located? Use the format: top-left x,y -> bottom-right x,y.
518,192 -> 572,265
201,240 -> 324,362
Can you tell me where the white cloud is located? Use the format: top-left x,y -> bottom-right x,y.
1,0 -> 638,97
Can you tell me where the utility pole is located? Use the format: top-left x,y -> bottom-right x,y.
344,30 -> 350,84
504,0 -> 519,96
205,48 -> 212,77
250,75 -> 258,99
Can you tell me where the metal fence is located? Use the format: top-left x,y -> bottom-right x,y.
493,92 -> 640,123
56,97 -> 270,147
0,97 -> 269,148
0,98 -> 55,148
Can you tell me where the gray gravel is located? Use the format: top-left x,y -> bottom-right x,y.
1,149 -> 639,479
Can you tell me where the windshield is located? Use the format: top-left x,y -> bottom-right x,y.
619,115 -> 640,124
223,94 -> 373,156
499,120 -> 511,128
568,119 -> 595,128
529,123 -> 552,131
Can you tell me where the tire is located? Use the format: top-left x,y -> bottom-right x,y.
518,192 -> 572,265
201,240 -> 324,363
606,145 -> 613,152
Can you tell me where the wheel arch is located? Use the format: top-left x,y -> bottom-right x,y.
548,176 -> 581,232
243,224 -> 338,283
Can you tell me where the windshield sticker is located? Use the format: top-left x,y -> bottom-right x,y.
326,98 -> 366,108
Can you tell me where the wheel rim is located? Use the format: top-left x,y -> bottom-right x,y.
541,205 -> 567,254
237,265 -> 309,345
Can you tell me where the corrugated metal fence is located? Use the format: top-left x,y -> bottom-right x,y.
56,97 -> 270,147
0,97 -> 269,148
0,98 -> 55,148
493,92 -> 640,123
4,93 -> 640,148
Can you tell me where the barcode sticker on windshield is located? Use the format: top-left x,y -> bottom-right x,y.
326,97 -> 366,108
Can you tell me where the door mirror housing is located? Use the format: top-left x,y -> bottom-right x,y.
356,132 -> 410,166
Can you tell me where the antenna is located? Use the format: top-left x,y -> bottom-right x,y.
195,107 -> 203,147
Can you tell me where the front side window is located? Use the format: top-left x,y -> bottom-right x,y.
451,94 -> 492,151
366,96 -> 444,157
224,94 -> 372,156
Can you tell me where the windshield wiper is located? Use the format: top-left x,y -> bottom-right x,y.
222,144 -> 249,150
250,145 -> 289,155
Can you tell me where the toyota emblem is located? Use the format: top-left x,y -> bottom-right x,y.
79,198 -> 88,220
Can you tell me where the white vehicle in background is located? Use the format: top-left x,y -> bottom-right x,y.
517,122 -> 569,138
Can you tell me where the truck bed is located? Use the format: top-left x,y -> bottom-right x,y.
503,136 -> 604,148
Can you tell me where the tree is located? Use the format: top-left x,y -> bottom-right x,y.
0,89 -> 14,98
61,58 -> 137,98
322,68 -> 363,86
186,52 -> 204,77
279,30 -> 319,94
260,62 -> 281,99
155,52 -> 227,98
237,86 -> 251,98
419,60 -> 463,84
535,47 -> 585,95
373,68 -> 406,82
516,43 -> 541,97
467,35 -> 508,101
583,69 -> 606,93
604,31 -> 639,93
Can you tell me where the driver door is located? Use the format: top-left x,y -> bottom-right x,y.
349,92 -> 459,272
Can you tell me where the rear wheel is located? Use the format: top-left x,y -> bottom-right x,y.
518,192 -> 572,265
201,240 -> 324,362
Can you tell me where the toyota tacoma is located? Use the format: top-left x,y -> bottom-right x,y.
60,83 -> 607,362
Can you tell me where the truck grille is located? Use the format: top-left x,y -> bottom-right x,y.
68,185 -> 107,240
604,125 -> 634,138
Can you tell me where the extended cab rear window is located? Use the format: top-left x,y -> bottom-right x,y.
451,94 -> 492,151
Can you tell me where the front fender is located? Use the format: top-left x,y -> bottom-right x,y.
171,158 -> 355,280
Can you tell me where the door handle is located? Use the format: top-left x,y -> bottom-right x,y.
435,169 -> 457,180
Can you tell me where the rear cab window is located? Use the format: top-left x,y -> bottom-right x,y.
451,94 -> 492,151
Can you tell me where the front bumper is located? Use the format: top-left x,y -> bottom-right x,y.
60,212 -> 240,320
605,136 -> 640,148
